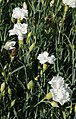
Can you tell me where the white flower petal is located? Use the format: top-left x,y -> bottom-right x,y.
4,41 -> 16,50
62,0 -> 76,8
51,87 -> 71,105
21,8 -> 28,18
48,81 -> 52,85
12,7 -> 21,19
47,55 -> 56,64
49,76 -> 64,89
39,59 -> 48,64
37,51 -> 55,64
49,75 -> 72,105
43,51 -> 49,58
9,23 -> 28,40
12,5 -> 28,20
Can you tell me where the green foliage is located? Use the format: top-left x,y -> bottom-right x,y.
0,0 -> 76,118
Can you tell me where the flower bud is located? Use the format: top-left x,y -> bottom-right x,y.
4,65 -> 7,70
1,90 -> 5,97
2,72 -> 5,77
44,91 -> 52,100
29,43 -> 35,52
23,2 -> 27,10
1,82 -> 5,92
64,5 -> 69,13
74,104 -> 76,113
11,99 -> 16,107
41,0 -> 44,5
26,32 -> 32,42
50,101 -> 59,107
0,0 -> 2,3
27,80 -> 34,90
34,75 -> 39,81
43,64 -> 47,72
8,87 -> 12,95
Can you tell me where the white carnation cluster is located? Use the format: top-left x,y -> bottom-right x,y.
8,2 -> 28,41
4,2 -> 28,50
48,76 -> 72,105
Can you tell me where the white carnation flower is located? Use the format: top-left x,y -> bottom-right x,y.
37,51 -> 56,64
12,7 -> 22,19
12,5 -> 28,20
4,41 -> 16,50
48,76 -> 64,89
51,87 -> 71,105
62,0 -> 76,8
9,23 -> 28,40
37,51 -> 49,64
48,76 -> 72,105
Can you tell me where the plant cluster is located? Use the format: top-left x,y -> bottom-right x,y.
0,0 -> 76,119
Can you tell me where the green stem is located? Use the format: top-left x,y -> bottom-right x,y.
62,111 -> 66,119
72,45 -> 75,85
